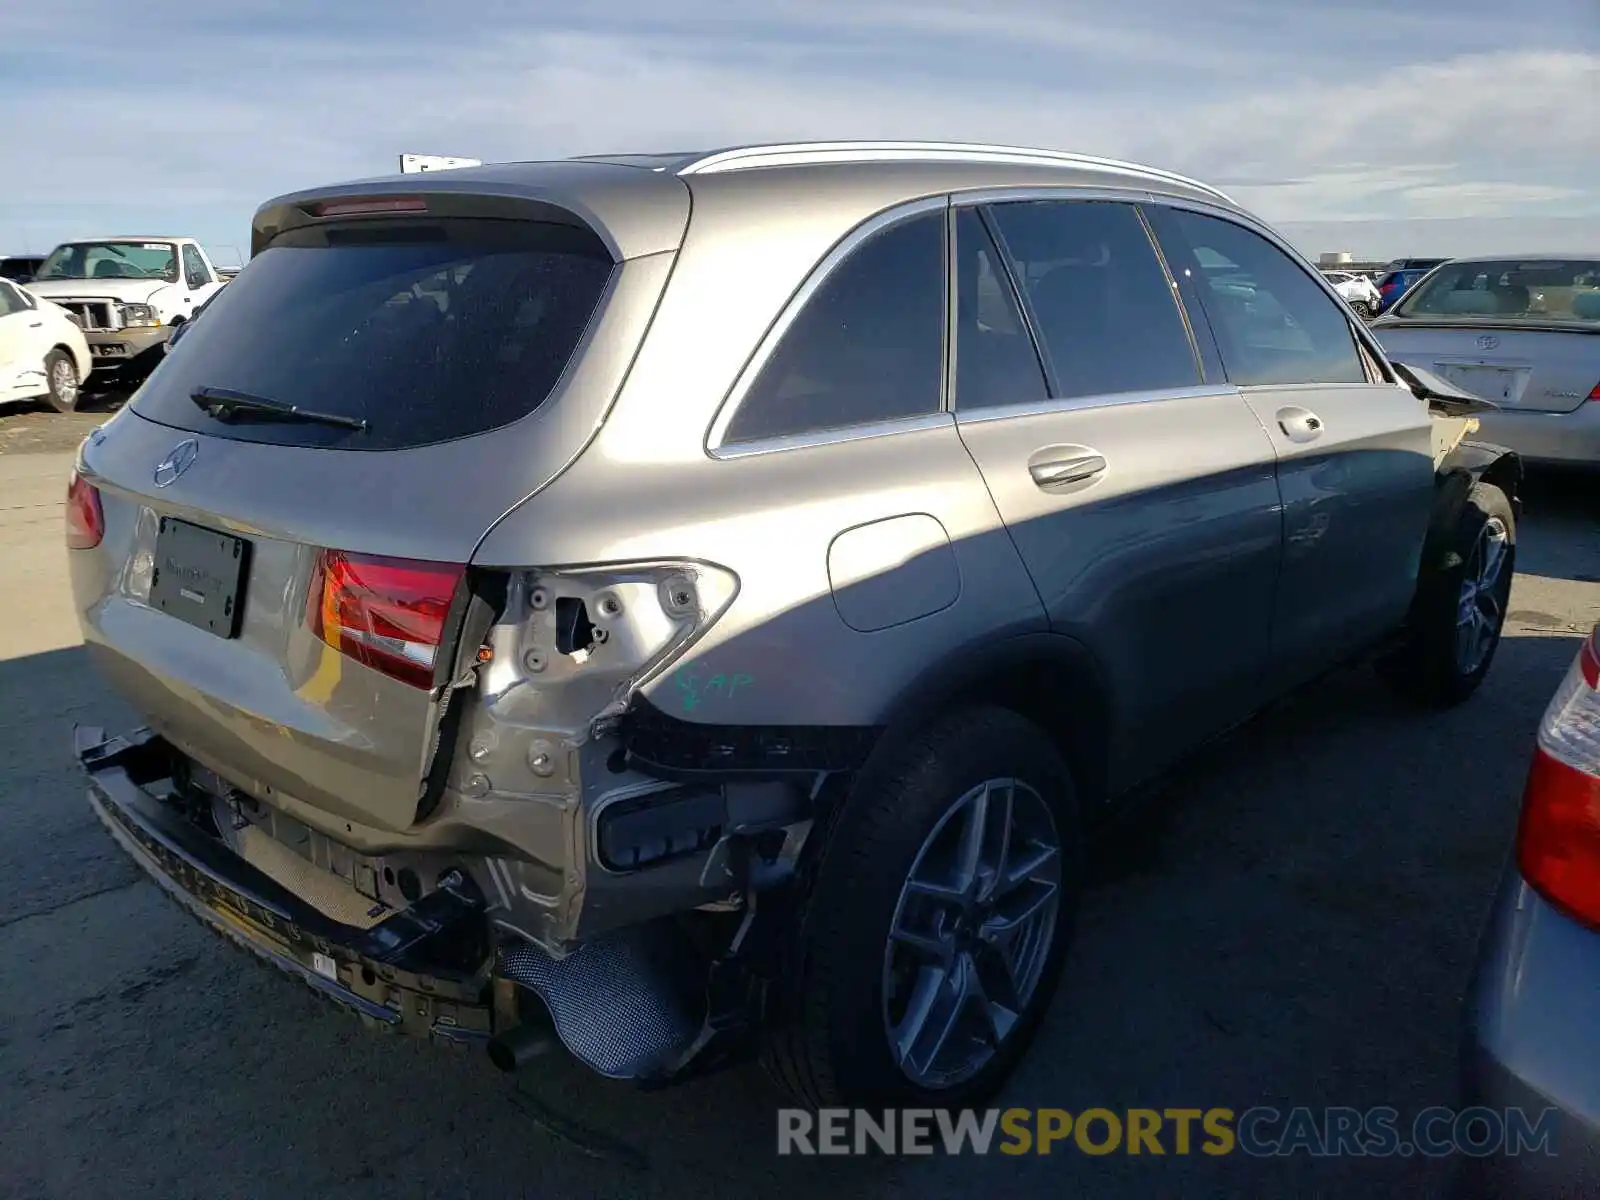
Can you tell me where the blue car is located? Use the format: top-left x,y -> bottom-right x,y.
1375,258 -> 1449,313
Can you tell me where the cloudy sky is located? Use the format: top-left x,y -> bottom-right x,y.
2,0 -> 1596,265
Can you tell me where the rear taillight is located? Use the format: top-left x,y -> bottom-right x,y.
1516,625 -> 1600,928
65,469 -> 104,550
1587,381 -> 1600,403
307,550 -> 464,689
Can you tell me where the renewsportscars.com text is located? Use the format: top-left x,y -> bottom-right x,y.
777,1106 -> 1560,1158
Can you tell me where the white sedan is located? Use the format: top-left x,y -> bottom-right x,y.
0,278 -> 93,411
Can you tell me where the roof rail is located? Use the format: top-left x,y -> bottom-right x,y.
674,141 -> 1234,203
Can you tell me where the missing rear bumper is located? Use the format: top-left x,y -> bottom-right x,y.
72,724 -> 791,1084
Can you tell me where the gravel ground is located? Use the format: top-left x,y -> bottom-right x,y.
0,393 -> 128,457
1,442 -> 1596,1200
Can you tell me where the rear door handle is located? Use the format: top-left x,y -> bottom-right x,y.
1276,406 -> 1324,443
1028,448 -> 1107,490
28,321 -> 42,328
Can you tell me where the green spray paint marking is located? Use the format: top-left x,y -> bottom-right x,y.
677,665 -> 755,714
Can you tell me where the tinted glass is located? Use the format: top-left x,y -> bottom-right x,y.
1395,258 -> 1600,324
0,258 -> 40,283
36,241 -> 178,283
986,201 -> 1199,400
132,221 -> 614,450
182,245 -> 211,286
1154,209 -> 1364,386
724,212 -> 944,443
0,282 -> 21,316
953,208 -> 1047,410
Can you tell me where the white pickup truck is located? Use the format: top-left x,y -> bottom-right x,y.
25,238 -> 227,383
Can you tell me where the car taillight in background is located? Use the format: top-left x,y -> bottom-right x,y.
307,550 -> 464,689
1587,380 -> 1600,403
65,469 -> 104,550
1515,624 -> 1600,929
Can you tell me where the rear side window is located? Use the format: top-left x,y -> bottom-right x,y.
133,220 -> 614,450
953,208 -> 1048,410
985,200 -> 1200,400
1150,209 -> 1365,387
722,211 -> 945,444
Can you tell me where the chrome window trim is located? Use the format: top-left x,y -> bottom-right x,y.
675,142 -> 1235,204
955,383 -> 1240,427
1142,196 -> 1398,386
705,195 -> 951,457
710,411 -> 956,460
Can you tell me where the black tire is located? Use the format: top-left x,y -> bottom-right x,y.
43,348 -> 80,413
1351,300 -> 1373,319
1377,482 -> 1515,708
762,705 -> 1084,1108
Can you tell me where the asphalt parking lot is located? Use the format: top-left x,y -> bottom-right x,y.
2,395 -> 1598,1199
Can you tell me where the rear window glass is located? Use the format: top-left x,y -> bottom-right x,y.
1395,259 -> 1600,324
133,221 -> 614,450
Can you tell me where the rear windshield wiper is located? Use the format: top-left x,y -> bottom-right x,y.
189,386 -> 368,432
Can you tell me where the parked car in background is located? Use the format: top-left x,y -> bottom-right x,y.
1462,621 -> 1600,1196
0,278 -> 92,410
1376,262 -> 1448,313
70,141 -> 1520,1111
25,237 -> 227,385
0,254 -> 46,284
1323,269 -> 1383,317
1371,255 -> 1600,467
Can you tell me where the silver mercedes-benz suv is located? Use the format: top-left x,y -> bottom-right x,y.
70,141 -> 1520,1107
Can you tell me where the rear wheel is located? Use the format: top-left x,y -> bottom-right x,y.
763,706 -> 1084,1108
43,349 -> 79,412
1378,482 -> 1515,707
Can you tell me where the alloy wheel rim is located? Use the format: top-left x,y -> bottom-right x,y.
1456,516 -> 1510,675
881,777 -> 1062,1089
52,358 -> 78,405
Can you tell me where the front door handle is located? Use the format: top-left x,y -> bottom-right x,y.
1028,447 -> 1107,490
28,321 -> 42,328
1276,406 -> 1324,443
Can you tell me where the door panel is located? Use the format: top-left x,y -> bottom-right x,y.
957,393 -> 1284,788
0,286 -> 32,396
951,200 -> 1283,791
1147,204 -> 1435,686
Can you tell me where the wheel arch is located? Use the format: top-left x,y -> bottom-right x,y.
866,631 -> 1116,813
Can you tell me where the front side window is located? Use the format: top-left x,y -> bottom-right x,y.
1150,209 -> 1365,387
35,241 -> 179,284
0,281 -> 22,316
722,211 -> 945,444
182,245 -> 212,288
984,200 -> 1201,401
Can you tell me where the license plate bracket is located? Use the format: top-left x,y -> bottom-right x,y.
1438,363 -> 1517,404
149,517 -> 250,639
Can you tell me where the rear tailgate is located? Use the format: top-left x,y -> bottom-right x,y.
1373,321 -> 1600,414
69,171 -> 686,835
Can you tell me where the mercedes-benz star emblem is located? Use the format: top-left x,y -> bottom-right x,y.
1476,334 -> 1500,350
152,438 -> 200,488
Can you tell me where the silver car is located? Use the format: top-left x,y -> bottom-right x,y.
1463,622 -> 1600,1195
1372,255 -> 1600,467
69,141 -> 1521,1108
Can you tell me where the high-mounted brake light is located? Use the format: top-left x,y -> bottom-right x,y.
307,550 -> 464,689
65,469 -> 104,550
1516,624 -> 1600,929
309,196 -> 429,218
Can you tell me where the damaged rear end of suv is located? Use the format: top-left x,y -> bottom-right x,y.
68,159 -> 809,1087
